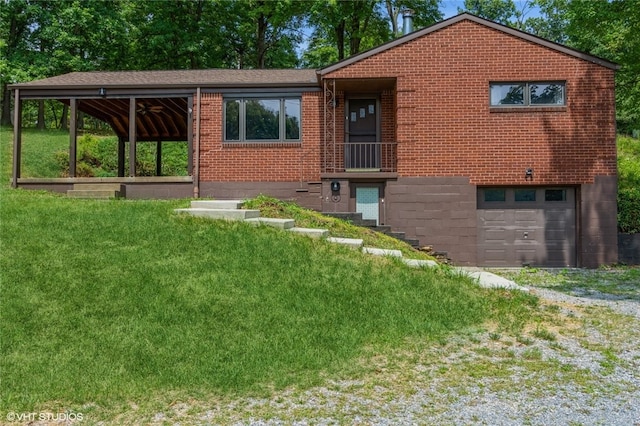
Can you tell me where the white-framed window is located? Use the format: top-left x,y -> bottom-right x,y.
224,96 -> 301,142
490,82 -> 565,107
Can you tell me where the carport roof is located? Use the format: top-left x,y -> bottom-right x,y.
9,69 -> 320,142
9,68 -> 320,90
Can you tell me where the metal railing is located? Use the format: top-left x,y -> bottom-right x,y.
322,142 -> 397,173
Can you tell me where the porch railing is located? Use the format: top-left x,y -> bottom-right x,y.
322,142 -> 397,173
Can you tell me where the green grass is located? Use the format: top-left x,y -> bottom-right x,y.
0,127 -> 540,419
0,187 -> 496,413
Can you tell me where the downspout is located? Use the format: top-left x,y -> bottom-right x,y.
193,87 -> 201,198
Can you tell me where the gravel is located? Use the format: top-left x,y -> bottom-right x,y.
147,281 -> 640,426
208,287 -> 640,426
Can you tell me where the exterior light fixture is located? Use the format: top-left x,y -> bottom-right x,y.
525,168 -> 533,181
98,87 -> 107,97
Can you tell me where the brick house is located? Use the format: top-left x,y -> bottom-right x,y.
10,14 -> 619,267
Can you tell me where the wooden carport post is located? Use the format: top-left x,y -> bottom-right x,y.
12,89 -> 22,188
156,140 -> 162,176
117,136 -> 125,177
128,97 -> 136,177
69,98 -> 77,177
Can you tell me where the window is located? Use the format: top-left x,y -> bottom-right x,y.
484,189 -> 506,202
490,82 -> 565,107
515,189 -> 536,202
224,97 -> 301,142
545,189 -> 566,201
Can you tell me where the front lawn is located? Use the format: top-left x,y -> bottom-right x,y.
0,186 -> 540,420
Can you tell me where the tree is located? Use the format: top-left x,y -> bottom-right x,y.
563,0 -> 640,133
385,0 -> 441,36
218,0 -> 305,69
0,0 -> 36,125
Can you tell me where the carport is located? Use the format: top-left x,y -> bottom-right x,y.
9,70 -> 198,197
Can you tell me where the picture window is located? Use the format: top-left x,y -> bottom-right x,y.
224,96 -> 301,142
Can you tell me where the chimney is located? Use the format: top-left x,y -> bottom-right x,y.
402,9 -> 414,35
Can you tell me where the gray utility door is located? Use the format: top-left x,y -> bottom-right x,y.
356,186 -> 380,225
477,187 -> 576,267
346,99 -> 380,170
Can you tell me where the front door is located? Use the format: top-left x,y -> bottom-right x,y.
347,99 -> 379,170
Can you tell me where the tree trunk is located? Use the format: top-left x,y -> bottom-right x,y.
60,104 -> 69,130
335,20 -> 346,60
256,11 -> 268,69
1,85 -> 12,126
37,100 -> 46,130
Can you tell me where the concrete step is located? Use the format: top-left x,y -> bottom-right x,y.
388,231 -> 406,239
245,217 -> 295,229
362,247 -> 403,257
73,183 -> 124,192
174,208 -> 260,221
404,238 -> 421,248
323,212 -> 363,222
190,200 -> 245,210
67,189 -> 120,199
288,227 -> 329,238
372,225 -> 392,233
327,237 -> 363,249
403,258 -> 438,268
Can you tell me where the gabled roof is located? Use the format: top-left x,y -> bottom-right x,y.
10,68 -> 319,90
319,13 -> 619,75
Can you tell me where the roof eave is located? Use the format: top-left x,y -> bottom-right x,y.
9,81 -> 320,91
319,13 -> 620,76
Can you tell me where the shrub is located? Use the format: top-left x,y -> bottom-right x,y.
618,187 -> 640,233
618,136 -> 640,233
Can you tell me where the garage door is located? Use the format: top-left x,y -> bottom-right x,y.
477,187 -> 576,267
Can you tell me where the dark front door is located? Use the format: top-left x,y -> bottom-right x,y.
346,99 -> 379,170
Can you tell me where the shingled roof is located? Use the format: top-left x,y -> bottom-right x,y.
10,68 -> 320,90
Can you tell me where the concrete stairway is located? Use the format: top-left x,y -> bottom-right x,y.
67,184 -> 125,199
175,200 -> 525,291
175,200 -> 329,238
323,212 -> 420,247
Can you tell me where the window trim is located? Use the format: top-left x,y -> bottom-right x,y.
489,81 -> 566,108
223,95 -> 302,143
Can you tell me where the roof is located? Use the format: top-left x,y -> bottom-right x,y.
319,13 -> 620,75
10,68 -> 319,90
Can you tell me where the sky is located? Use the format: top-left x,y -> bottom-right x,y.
440,0 -> 542,19
441,0 -> 466,18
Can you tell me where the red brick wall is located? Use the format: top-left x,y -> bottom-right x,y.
197,91 -> 322,182
323,19 -> 617,186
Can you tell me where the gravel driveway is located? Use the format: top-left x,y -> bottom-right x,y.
149,270 -> 640,426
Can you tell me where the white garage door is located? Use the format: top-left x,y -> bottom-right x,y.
477,187 -> 576,267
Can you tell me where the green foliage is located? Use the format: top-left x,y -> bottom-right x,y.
618,187 -> 640,234
618,135 -> 640,233
53,134 -> 189,178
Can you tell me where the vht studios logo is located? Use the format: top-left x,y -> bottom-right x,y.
6,411 -> 84,422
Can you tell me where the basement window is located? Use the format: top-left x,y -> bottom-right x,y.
490,82 -> 565,107
224,97 -> 301,142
